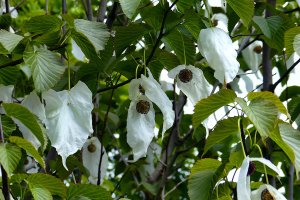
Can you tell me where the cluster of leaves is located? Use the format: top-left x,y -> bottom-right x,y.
0,0 -> 300,199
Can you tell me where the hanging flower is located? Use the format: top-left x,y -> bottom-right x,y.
127,68 -> 174,162
212,13 -> 228,32
251,184 -> 287,200
242,40 -> 263,73
198,27 -> 240,84
82,137 -> 108,184
168,65 -> 211,105
237,156 -> 284,200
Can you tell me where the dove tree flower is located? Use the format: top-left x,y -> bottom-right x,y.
242,40 -> 263,73
237,156 -> 285,200
168,65 -> 211,105
82,137 -> 108,184
198,27 -> 240,84
251,184 -> 287,200
127,68 -> 174,162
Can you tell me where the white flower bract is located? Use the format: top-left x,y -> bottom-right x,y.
127,69 -> 174,162
198,27 -> 240,84
82,137 -> 108,184
237,156 -> 284,200
242,40 -> 263,73
168,65 -> 211,105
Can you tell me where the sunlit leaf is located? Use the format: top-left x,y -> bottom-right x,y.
0,143 -> 21,176
31,187 -> 52,200
284,27 -> 300,57
67,184 -> 112,200
0,30 -> 23,54
24,15 -> 62,33
227,0 -> 254,26
119,0 -> 141,19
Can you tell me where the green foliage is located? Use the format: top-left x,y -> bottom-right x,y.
227,0 -> 254,26
66,184 -> 112,200
0,143 -> 22,176
119,0 -> 141,19
0,30 -> 23,54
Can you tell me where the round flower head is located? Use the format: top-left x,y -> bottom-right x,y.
168,65 -> 212,105
82,137 -> 108,184
242,40 -> 263,73
198,27 -> 240,84
237,156 -> 283,200
127,68 -> 174,162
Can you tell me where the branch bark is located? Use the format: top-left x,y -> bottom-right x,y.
97,0 -> 107,22
86,0 -> 93,21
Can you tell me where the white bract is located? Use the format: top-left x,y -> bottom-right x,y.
242,40 -> 263,73
168,65 -> 211,105
82,137 -> 108,184
42,81 -> 93,169
198,27 -> 240,84
251,184 -> 287,200
212,13 -> 228,32
127,69 -> 174,162
237,156 -> 284,200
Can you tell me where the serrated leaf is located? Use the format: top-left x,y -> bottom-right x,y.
253,16 -> 272,38
162,28 -> 195,65
74,19 -> 110,53
24,15 -> 62,33
193,89 -> 237,127
227,0 -> 254,26
27,174 -> 66,198
0,30 -> 23,54
188,159 -> 222,200
2,103 -> 46,149
119,0 -> 141,19
204,117 -> 239,155
23,45 -> 65,92
0,143 -> 21,176
9,136 -> 45,168
0,66 -> 21,85
279,86 -> 300,101
284,27 -> 300,57
247,91 -> 288,116
42,81 -> 93,169
236,98 -> 278,138
67,184 -> 112,200
115,24 -> 151,56
293,34 -> 300,56
1,115 -> 16,136
271,123 -> 300,178
31,187 -> 52,200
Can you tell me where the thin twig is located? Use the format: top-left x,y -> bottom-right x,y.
97,78 -> 132,93
164,179 -> 187,198
9,0 -> 26,13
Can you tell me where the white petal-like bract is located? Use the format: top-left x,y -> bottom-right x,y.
242,40 -> 262,73
251,184 -> 287,200
141,69 -> 174,133
168,65 -> 211,105
198,27 -> 240,83
42,81 -> 93,169
82,137 -> 108,184
127,95 -> 155,162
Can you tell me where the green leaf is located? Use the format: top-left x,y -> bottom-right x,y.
284,27 -> 300,57
183,10 -> 205,40
227,0 -> 254,26
119,0 -> 141,19
252,16 -> 271,38
271,123 -> 300,178
0,30 -> 23,54
23,45 -> 65,92
0,66 -> 21,85
0,143 -> 22,176
26,174 -> 67,198
293,34 -> 300,57
31,187 -> 52,200
236,97 -> 278,138
193,89 -> 237,127
24,15 -> 62,33
115,24 -> 151,56
162,28 -> 195,65
288,97 -> 300,121
204,117 -> 240,155
1,115 -> 16,137
8,136 -> 45,168
74,19 -> 110,53
67,184 -> 112,200
188,159 -> 222,200
279,86 -> 300,101
2,103 -> 46,149
247,91 -> 288,116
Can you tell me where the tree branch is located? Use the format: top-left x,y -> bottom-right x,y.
86,0 -> 93,21
106,2 -> 118,30
5,0 -> 9,14
97,0 -> 107,22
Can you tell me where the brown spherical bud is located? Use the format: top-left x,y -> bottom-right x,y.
247,161 -> 256,176
87,143 -> 97,153
178,69 -> 193,83
136,100 -> 150,114
253,45 -> 263,54
213,19 -> 218,27
261,189 -> 275,200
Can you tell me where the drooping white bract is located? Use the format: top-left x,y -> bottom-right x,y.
18,91 -> 46,149
42,81 -> 93,169
212,13 -> 228,32
127,69 -> 174,162
168,65 -> 211,105
82,137 -> 108,184
242,40 -> 263,73
198,27 -> 240,84
237,156 -> 283,200
251,184 -> 287,200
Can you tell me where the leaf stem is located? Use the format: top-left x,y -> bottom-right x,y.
253,144 -> 269,185
238,117 -> 247,158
